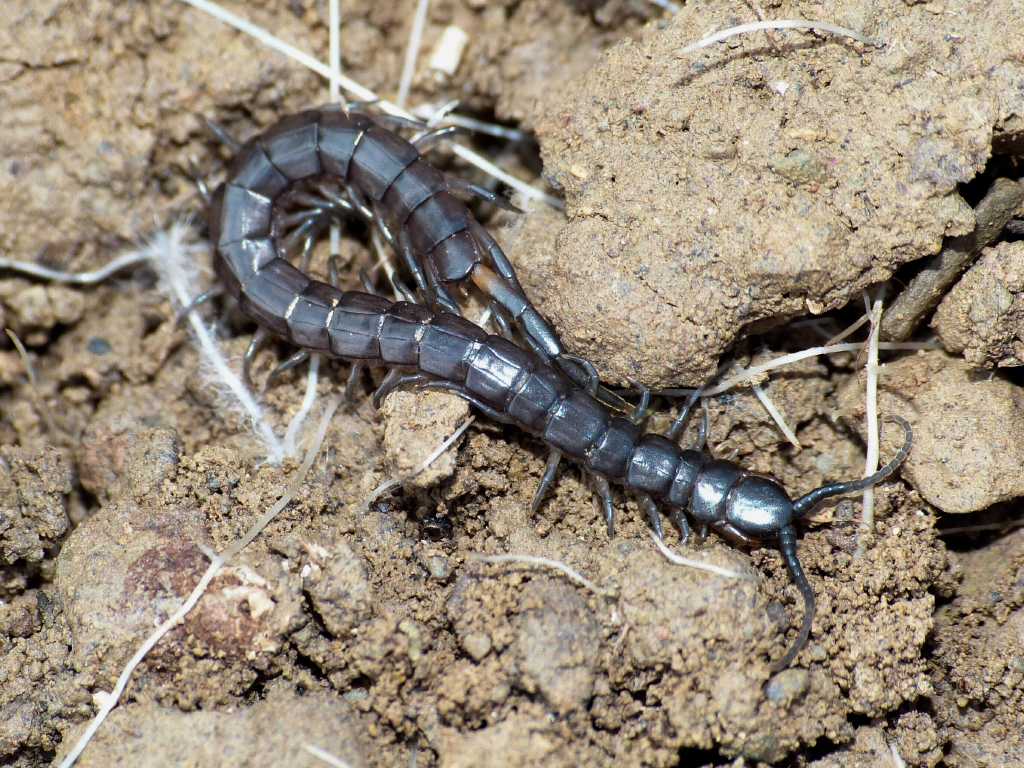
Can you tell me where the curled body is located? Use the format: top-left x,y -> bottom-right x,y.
209,106 -> 569,365
212,193 -> 913,667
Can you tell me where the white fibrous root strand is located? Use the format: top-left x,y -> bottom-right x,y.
145,221 -> 285,463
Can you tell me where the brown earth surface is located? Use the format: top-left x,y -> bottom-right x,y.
1,1 -> 1023,767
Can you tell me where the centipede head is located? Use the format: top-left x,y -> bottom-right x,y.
725,475 -> 796,542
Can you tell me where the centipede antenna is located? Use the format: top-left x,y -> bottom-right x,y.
773,526 -> 815,671
792,415 -> 912,516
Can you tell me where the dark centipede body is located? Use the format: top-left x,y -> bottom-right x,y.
209,107 -> 568,366
211,167 -> 912,668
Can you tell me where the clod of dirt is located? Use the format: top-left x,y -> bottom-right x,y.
514,578 -> 600,713
435,712 -> 582,768
508,0 -> 1024,386
301,537 -> 375,639
837,350 -> 1024,514
77,389 -> 181,504
934,241 -> 1024,368
0,282 -> 86,347
56,432 -> 304,706
380,390 -> 470,490
0,445 -> 73,565
58,691 -> 368,768
0,588 -> 88,764
930,527 -> 1024,767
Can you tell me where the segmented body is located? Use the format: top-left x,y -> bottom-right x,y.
209,107 -> 566,362
211,162 -> 912,667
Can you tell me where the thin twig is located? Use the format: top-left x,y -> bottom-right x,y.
0,249 -> 149,284
362,416 -> 474,509
397,0 -> 430,108
4,328 -> 56,436
176,0 -> 562,209
680,19 -> 878,54
701,340 -> 935,397
752,382 -> 801,449
856,295 -> 883,556
58,393 -> 344,768
469,553 -> 613,597
651,533 -> 749,579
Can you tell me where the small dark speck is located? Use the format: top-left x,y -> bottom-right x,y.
9,160 -> 22,177
87,337 -> 112,355
98,140 -> 115,156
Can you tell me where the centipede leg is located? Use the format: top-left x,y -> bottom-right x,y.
488,302 -> 517,340
468,219 -> 525,292
243,326 -> 270,388
372,370 -> 433,409
412,125 -> 464,153
344,364 -> 364,402
175,285 -> 224,328
397,228 -> 433,299
345,184 -> 376,223
666,388 -> 702,443
560,354 -> 601,397
204,117 -> 241,152
446,176 -> 521,213
668,507 -> 691,545
411,381 -> 512,424
591,474 -> 617,537
530,449 -> 562,514
638,493 -> 664,541
626,379 -> 652,425
262,349 -> 310,393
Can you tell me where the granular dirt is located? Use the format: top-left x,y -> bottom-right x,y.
1,1 -> 1022,767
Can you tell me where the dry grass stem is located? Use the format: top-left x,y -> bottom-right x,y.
856,295 -> 883,556
680,19 -> 877,54
362,416 -> 475,509
469,553 -> 613,597
397,0 -> 430,108
304,744 -> 354,768
651,533 -> 749,579
752,382 -> 801,449
177,0 -> 562,208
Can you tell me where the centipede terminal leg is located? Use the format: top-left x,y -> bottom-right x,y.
530,449 -> 562,514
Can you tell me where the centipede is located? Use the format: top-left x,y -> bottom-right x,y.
208,106 -> 912,670
205,105 -> 610,389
